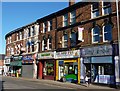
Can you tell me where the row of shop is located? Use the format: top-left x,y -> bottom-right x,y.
4,44 -> 119,85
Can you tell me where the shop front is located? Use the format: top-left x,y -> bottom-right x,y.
22,54 -> 34,78
55,50 -> 80,83
37,52 -> 56,80
80,44 -> 115,85
10,56 -> 22,77
4,56 -> 11,76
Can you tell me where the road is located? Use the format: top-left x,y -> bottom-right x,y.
2,76 -> 71,90
1,76 -> 118,91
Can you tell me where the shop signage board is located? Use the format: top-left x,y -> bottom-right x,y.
38,52 -> 55,59
13,56 -> 22,61
22,55 -> 33,61
56,50 -> 80,59
22,55 -> 34,64
81,45 -> 112,57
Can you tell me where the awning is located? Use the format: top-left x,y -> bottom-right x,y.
10,61 -> 22,66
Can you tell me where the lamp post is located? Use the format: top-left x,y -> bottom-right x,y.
115,0 -> 120,87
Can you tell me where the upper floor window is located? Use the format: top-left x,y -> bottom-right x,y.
91,2 -> 99,18
62,34 -> 68,48
92,26 -> 100,43
48,20 -> 52,31
31,26 -> 34,37
43,22 -> 47,33
70,11 -> 76,25
31,41 -> 34,52
17,33 -> 19,41
9,36 -> 11,43
63,14 -> 68,27
35,24 -> 39,35
47,35 -> 52,50
7,37 -> 9,44
102,2 -> 112,15
103,24 -> 112,42
19,32 -> 22,40
70,32 -> 76,47
42,36 -> 47,51
28,28 -> 31,37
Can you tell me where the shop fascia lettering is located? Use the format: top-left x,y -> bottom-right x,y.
81,45 -> 112,57
38,52 -> 55,59
22,55 -> 33,61
56,50 -> 80,59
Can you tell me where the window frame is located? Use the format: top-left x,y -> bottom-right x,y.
63,13 -> 68,27
70,10 -> 76,25
102,1 -> 112,15
92,26 -> 100,43
103,24 -> 112,42
91,2 -> 99,18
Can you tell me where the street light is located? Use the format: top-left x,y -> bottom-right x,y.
115,0 -> 120,86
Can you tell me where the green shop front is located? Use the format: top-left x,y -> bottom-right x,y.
10,56 -> 22,77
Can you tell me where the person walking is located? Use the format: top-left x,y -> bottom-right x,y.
85,71 -> 91,87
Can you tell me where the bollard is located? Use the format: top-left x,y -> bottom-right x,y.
16,72 -> 19,78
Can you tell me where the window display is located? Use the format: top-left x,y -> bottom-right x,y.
44,61 -> 54,76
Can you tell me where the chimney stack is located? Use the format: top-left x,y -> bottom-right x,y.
69,0 -> 75,6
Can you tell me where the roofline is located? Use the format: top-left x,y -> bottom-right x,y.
36,2 -> 90,22
5,21 -> 37,39
5,2 -> 91,39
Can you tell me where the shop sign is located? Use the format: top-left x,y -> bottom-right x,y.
13,56 -> 22,61
22,55 -> 33,61
38,52 -> 55,59
56,50 -> 80,59
81,45 -> 112,57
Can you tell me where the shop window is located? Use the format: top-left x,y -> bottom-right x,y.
63,14 -> 68,27
92,26 -> 100,43
44,61 -> 54,76
91,2 -> 99,18
104,64 -> 113,75
103,24 -> 112,42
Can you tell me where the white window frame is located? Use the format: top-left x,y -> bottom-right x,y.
102,25 -> 112,42
47,38 -> 52,50
43,23 -> 47,33
70,11 -> 76,25
63,14 -> 68,27
91,27 -> 100,43
62,34 -> 68,48
91,3 -> 99,18
19,32 -> 22,40
48,20 -> 52,31
42,40 -> 44,51
102,1 -> 112,15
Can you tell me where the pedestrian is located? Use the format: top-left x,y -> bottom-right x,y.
85,71 -> 90,87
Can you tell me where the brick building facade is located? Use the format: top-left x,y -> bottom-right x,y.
5,1 -> 120,85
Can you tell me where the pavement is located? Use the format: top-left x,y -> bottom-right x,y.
4,76 -> 118,90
